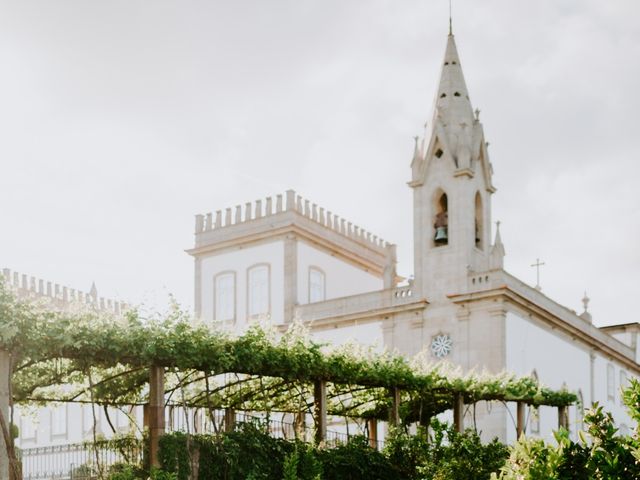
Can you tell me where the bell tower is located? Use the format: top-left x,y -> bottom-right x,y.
409,32 -> 498,302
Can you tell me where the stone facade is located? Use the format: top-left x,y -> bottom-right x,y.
190,32 -> 639,442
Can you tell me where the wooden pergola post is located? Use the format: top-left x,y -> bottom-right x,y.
224,408 -> 236,433
453,393 -> 464,433
558,405 -> 569,430
148,365 -> 165,469
314,380 -> 327,444
294,411 -> 306,440
516,402 -> 526,438
0,350 -> 10,480
367,418 -> 378,449
389,387 -> 401,427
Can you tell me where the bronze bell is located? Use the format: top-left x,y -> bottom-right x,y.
434,226 -> 448,244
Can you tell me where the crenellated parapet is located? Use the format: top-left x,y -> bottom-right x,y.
195,190 -> 389,251
1,268 -> 128,315
191,190 -> 395,277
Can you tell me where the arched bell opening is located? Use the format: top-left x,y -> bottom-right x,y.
475,192 -> 483,250
433,191 -> 449,247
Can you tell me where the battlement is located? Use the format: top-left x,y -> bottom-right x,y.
1,268 -> 128,315
195,190 -> 389,253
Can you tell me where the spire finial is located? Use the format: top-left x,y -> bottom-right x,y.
449,0 -> 453,35
582,291 -> 590,312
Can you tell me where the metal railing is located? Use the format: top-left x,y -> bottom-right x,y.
19,440 -> 143,480
19,410 -> 383,479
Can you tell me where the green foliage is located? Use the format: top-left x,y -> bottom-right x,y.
494,380 -> 640,479
384,421 -> 508,480
0,279 -> 575,420
317,436 -> 403,480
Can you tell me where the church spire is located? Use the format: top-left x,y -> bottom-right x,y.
434,34 -> 475,133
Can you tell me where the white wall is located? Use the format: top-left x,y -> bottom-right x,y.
199,240 -> 285,329
311,322 -> 385,351
296,240 -> 382,305
505,311 -> 634,442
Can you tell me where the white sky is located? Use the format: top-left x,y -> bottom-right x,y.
0,1 -> 638,326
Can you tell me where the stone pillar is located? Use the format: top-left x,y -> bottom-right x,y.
516,402 -> 525,438
453,394 -> 464,433
0,350 -> 10,480
313,380 -> 327,444
148,366 -> 165,469
283,235 -> 297,322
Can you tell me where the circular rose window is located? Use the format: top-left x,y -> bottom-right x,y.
430,334 -> 452,358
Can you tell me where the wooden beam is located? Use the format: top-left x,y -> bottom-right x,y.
367,418 -> 378,450
516,402 -> 526,438
314,380 -> 327,444
453,394 -> 464,433
389,387 -> 401,427
148,365 -> 165,469
558,405 -> 569,430
224,408 -> 236,433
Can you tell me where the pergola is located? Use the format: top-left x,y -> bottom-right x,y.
0,283 -> 575,479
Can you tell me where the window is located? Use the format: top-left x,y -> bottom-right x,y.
475,192 -> 483,249
51,405 -> 68,437
530,370 -> 540,434
20,413 -> 37,441
214,272 -> 236,321
607,363 -> 615,402
434,191 -> 449,246
620,370 -> 628,405
529,406 -> 540,434
248,265 -> 269,317
309,267 -> 326,303
83,405 -> 100,436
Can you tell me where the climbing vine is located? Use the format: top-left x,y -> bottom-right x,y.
0,280 -> 575,423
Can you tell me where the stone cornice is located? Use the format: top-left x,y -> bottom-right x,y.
448,272 -> 639,372
279,286 -> 428,333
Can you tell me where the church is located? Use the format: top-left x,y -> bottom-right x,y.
5,28 -> 638,450
186,30 -> 639,442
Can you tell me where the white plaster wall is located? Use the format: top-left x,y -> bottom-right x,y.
199,241 -> 285,329
15,404 -> 141,449
505,311 -> 634,443
296,240 -> 382,305
311,322 -> 385,351
591,355 -> 635,432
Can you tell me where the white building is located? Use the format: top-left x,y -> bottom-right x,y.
5,29 -> 639,450
187,31 -> 639,442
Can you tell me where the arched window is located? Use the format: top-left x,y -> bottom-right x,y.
575,390 -> 584,433
248,264 -> 270,317
214,272 -> 236,322
607,363 -> 615,402
309,267 -> 326,303
530,370 -> 540,434
620,370 -> 628,406
475,192 -> 483,249
434,191 -> 449,246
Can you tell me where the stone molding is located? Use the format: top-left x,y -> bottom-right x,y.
448,269 -> 639,372
286,286 -> 427,332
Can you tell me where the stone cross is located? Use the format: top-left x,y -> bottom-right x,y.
531,258 -> 545,291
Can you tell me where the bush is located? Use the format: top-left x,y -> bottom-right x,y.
385,420 -> 508,480
493,379 -> 640,479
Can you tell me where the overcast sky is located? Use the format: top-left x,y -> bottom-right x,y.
0,0 -> 638,327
